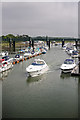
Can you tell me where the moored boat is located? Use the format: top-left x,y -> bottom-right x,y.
2,56 -> 13,63
0,51 -> 8,57
41,49 -> 46,54
0,61 -> 13,73
15,54 -> 23,61
24,51 -> 32,58
71,51 -> 78,58
60,58 -> 76,73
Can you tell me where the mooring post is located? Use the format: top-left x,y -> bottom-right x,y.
75,39 -> 78,49
29,37 -> 31,48
32,39 -> 34,52
62,39 -> 64,47
47,40 -> 49,46
9,38 -> 11,53
46,36 -> 48,46
48,39 -> 50,50
13,40 -> 15,52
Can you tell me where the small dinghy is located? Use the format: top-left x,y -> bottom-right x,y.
26,59 -> 49,77
60,58 -> 76,73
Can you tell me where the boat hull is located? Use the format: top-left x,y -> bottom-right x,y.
0,63 -> 13,73
60,64 -> 76,73
60,68 -> 75,73
27,66 -> 48,77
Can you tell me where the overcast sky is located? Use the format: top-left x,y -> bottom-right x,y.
2,2 -> 78,37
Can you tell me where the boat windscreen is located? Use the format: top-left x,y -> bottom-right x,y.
32,61 -> 45,65
64,59 -> 74,64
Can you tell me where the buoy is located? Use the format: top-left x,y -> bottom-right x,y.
22,59 -> 23,61
33,55 -> 35,57
13,62 -> 15,64
17,61 -> 19,63
25,58 -> 26,61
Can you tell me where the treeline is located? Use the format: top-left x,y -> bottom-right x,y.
1,34 -> 30,42
0,34 -> 78,42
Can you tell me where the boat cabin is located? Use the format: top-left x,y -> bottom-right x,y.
64,59 -> 74,64
32,59 -> 45,65
2,56 -> 9,61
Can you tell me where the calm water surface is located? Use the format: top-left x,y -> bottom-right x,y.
0,80 -> 2,120
2,46 -> 78,118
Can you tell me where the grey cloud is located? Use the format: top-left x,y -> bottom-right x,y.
2,2 -> 78,37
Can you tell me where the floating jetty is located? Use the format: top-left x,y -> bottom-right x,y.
71,65 -> 80,76
12,52 -> 42,65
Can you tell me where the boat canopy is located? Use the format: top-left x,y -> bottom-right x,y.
72,51 -> 78,54
32,60 -> 45,65
2,56 -> 9,61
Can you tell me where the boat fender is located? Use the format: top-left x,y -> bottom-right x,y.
22,59 -> 24,61
17,61 -> 19,63
25,58 -> 26,61
13,62 -> 15,65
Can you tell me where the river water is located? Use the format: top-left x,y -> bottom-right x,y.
0,80 -> 2,120
2,46 -> 79,118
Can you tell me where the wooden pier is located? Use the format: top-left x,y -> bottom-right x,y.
71,40 -> 80,76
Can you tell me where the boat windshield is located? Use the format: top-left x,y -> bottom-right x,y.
32,60 -> 45,65
64,59 -> 74,64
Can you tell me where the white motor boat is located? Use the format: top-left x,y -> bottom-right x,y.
26,59 -> 49,77
0,61 -> 13,73
71,51 -> 79,58
60,58 -> 76,73
0,51 -> 8,57
2,56 -> 13,63
24,51 -> 32,57
44,46 -> 48,51
15,54 -> 23,61
67,49 -> 74,55
62,45 -> 67,50
41,48 -> 46,54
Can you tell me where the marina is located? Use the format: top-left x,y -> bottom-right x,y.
1,1 -> 79,119
2,45 -> 79,118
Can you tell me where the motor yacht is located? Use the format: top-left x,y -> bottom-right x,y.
2,56 -> 13,63
0,61 -> 13,72
24,51 -> 32,58
26,59 -> 49,77
71,51 -> 78,58
15,54 -> 23,61
60,58 -> 76,73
